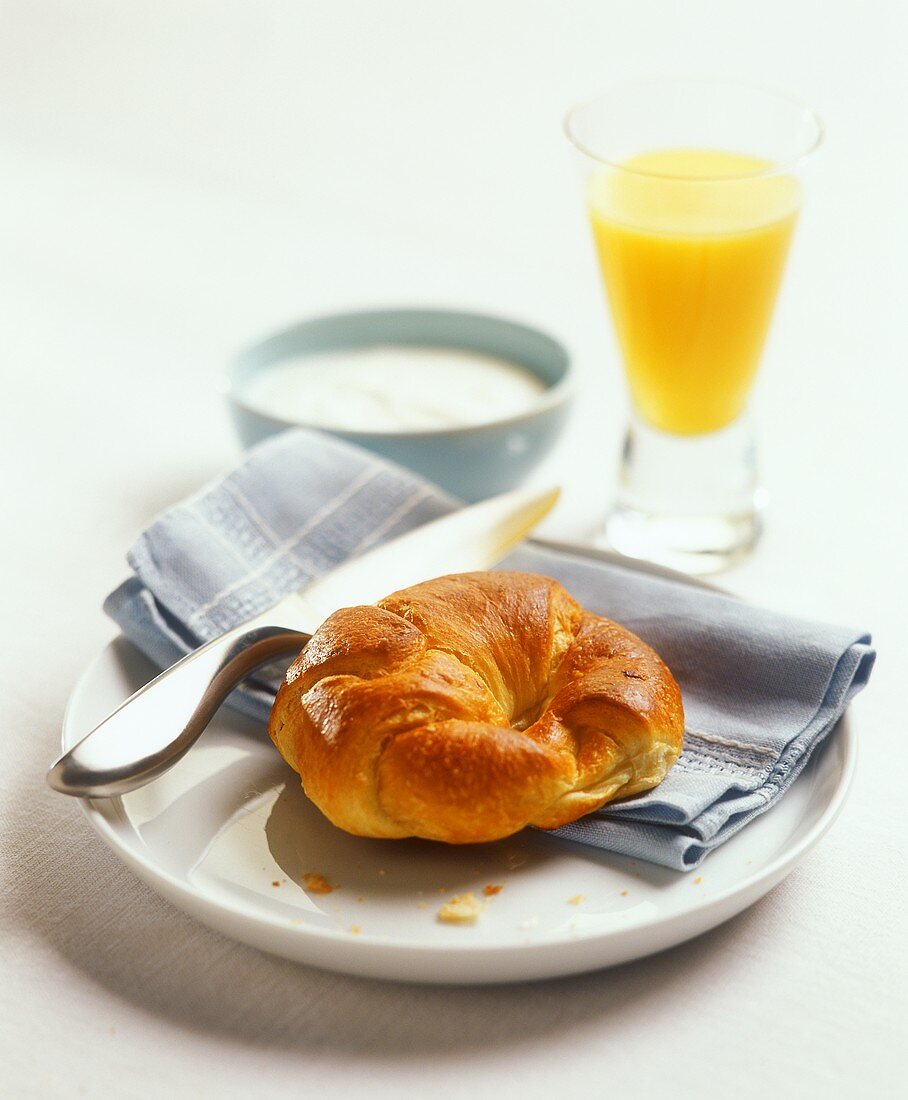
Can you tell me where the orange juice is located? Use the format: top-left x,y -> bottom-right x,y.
588,149 -> 800,435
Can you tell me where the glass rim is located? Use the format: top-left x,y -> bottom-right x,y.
564,77 -> 824,181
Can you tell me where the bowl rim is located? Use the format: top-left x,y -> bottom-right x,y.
224,306 -> 575,440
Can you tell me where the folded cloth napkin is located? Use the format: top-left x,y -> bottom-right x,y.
105,429 -> 875,871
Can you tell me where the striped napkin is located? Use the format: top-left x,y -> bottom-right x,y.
105,429 -> 875,870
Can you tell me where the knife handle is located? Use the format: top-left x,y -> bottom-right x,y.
47,625 -> 309,799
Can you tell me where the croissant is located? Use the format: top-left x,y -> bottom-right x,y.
269,571 -> 684,844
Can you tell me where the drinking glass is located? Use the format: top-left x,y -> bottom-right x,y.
565,79 -> 822,573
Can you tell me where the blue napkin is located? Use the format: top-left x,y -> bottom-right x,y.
105,429 -> 875,871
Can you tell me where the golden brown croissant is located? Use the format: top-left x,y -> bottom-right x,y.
269,571 -> 684,844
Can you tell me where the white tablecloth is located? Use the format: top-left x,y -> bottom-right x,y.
1,2 -> 904,1096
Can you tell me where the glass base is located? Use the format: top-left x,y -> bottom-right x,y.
599,415 -> 764,575
602,502 -> 763,575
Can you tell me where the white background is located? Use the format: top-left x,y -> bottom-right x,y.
1,2 -> 904,1097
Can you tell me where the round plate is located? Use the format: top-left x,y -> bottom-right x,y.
63,636 -> 855,985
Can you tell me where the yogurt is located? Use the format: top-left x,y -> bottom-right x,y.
241,345 -> 547,432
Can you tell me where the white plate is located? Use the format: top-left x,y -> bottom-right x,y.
62,632 -> 856,984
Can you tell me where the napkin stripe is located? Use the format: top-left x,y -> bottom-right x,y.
222,478 -> 289,549
183,503 -> 255,571
347,485 -> 434,556
683,728 -> 778,757
184,464 -> 381,628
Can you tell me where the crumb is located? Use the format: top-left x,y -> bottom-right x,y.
694,876 -> 702,885
567,894 -> 584,905
620,890 -> 628,897
348,924 -> 362,935
437,893 -> 483,924
356,895 -> 366,902
271,881 -> 280,887
417,901 -> 428,910
290,918 -> 303,925
437,886 -> 448,895
519,917 -> 538,930
504,850 -> 529,870
568,921 -> 577,930
746,859 -> 753,865
483,884 -> 503,897
378,869 -> 386,876
302,872 -> 335,895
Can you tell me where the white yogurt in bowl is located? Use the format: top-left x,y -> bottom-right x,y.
226,308 -> 573,501
241,346 -> 547,432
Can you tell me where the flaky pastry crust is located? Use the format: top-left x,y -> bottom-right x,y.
269,571 -> 683,843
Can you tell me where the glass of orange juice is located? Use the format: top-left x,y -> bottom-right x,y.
566,80 -> 822,573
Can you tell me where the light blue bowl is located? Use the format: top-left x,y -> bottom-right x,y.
226,308 -> 573,502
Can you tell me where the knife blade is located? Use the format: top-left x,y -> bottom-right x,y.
265,483 -> 559,632
47,484 -> 559,798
